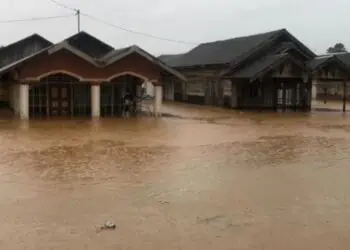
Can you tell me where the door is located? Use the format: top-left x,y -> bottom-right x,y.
49,84 -> 71,116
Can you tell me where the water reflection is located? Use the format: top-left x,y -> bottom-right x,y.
1,105 -> 350,249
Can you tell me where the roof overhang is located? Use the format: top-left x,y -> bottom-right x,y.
104,45 -> 186,81
225,54 -> 310,82
0,41 -> 186,82
0,46 -> 50,76
311,56 -> 350,73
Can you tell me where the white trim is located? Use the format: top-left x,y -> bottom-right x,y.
48,41 -> 100,67
22,70 -> 108,83
0,41 -> 186,82
107,71 -> 149,82
105,46 -> 186,81
33,70 -> 84,81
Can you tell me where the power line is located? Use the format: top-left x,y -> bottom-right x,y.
49,0 -> 77,11
49,0 -> 80,32
48,0 -> 198,45
0,14 -> 75,24
82,13 -> 198,45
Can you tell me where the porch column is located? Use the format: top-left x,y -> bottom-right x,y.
153,84 -> 163,117
91,84 -> 100,118
19,83 -> 29,120
136,83 -> 143,112
343,81 -> 347,113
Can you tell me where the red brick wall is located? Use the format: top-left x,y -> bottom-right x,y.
19,50 -> 162,83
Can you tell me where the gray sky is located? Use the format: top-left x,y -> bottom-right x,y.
0,0 -> 349,56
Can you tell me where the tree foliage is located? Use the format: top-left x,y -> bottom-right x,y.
327,43 -> 347,53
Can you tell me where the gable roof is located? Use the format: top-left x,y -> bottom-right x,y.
226,53 -> 308,82
308,55 -> 332,71
228,54 -> 285,79
161,29 -> 283,68
337,53 -> 350,67
48,41 -> 99,66
308,54 -> 350,75
102,45 -> 186,81
0,34 -> 52,67
159,29 -> 315,68
0,32 -> 186,81
158,53 -> 185,65
65,31 -> 114,59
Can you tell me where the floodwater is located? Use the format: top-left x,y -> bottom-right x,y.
1,103 -> 350,250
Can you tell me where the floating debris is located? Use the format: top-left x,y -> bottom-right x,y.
100,221 -> 116,230
197,215 -> 225,224
159,200 -> 170,205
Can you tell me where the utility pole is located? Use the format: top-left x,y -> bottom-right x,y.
76,9 -> 80,32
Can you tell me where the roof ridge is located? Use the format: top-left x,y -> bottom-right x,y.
199,28 -> 285,46
66,30 -> 115,50
1,33 -> 52,49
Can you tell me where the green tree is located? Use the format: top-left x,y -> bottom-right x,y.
327,43 -> 347,53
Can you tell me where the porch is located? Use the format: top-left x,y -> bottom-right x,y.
2,72 -> 163,119
234,77 -> 311,111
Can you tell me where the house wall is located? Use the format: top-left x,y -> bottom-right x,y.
314,80 -> 349,100
235,79 -> 308,109
19,50 -> 163,84
237,82 -> 263,108
8,83 -> 20,114
163,80 -> 174,101
0,81 -> 11,108
170,67 -> 229,106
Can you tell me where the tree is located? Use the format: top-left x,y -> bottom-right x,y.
327,43 -> 347,53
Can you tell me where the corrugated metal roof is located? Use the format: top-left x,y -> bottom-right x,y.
160,29 -> 283,67
159,29 -> 315,68
65,31 -> 114,59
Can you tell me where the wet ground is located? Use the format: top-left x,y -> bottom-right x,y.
1,102 -> 350,249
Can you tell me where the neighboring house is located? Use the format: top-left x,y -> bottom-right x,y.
0,31 -> 185,119
310,53 -> 350,101
159,29 -> 347,111
0,34 -> 52,107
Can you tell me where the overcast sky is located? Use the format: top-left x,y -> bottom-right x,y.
0,0 -> 349,56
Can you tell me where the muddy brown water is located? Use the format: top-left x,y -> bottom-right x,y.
1,104 -> 350,249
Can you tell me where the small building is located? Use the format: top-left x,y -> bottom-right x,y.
0,32 -> 185,119
160,29 -> 324,111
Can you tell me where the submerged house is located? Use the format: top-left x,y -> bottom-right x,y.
160,29 -> 350,111
0,31 -> 185,119
311,53 -> 350,101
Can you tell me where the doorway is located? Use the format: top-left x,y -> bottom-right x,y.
49,84 -> 71,116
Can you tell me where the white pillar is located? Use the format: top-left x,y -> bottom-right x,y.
19,83 -> 29,120
136,84 -> 143,112
91,84 -> 100,118
145,81 -> 154,97
153,85 -> 163,117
